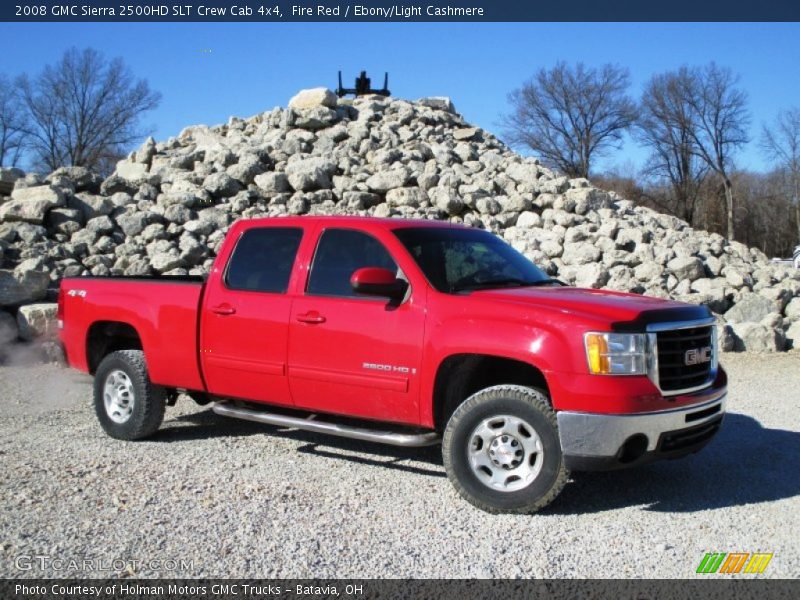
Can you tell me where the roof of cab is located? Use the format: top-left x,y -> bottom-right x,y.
234,215 -> 467,231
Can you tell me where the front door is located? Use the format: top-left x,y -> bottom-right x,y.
287,228 -> 426,424
200,226 -> 304,405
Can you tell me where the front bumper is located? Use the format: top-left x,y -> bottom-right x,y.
557,383 -> 726,471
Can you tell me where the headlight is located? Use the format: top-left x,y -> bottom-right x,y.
584,332 -> 647,375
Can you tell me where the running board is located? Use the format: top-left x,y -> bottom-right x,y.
211,402 -> 441,447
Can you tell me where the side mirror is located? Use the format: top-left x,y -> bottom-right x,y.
350,267 -> 408,300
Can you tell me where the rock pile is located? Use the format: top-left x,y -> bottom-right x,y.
1,87 -> 799,352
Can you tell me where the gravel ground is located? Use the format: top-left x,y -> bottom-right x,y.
0,352 -> 798,579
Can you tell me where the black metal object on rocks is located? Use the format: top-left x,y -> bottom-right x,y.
336,71 -> 390,98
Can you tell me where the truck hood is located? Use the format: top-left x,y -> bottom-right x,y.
471,286 -> 711,329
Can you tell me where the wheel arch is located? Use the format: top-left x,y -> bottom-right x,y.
86,321 -> 144,374
431,353 -> 551,432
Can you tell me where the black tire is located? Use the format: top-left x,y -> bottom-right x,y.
442,384 -> 568,514
93,350 -> 166,440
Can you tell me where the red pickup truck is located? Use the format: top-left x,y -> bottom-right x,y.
59,216 -> 726,513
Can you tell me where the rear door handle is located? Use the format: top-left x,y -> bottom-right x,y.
210,304 -> 236,316
296,312 -> 326,324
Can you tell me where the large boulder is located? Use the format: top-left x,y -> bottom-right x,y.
48,166 -> 101,193
16,303 -> 58,341
416,97 -> 455,113
785,321 -> 800,349
254,172 -> 290,194
114,160 -> 151,184
730,322 -> 785,352
724,293 -> 776,324
0,261 -> 50,307
366,168 -> 411,193
0,185 -> 65,224
288,88 -> 338,110
285,157 -> 337,191
293,106 -> 339,130
666,256 -> 705,282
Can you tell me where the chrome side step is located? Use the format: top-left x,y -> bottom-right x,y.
211,402 -> 441,447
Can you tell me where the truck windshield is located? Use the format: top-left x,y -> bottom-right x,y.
393,227 -> 556,293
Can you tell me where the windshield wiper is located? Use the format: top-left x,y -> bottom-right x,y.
452,277 -> 565,292
451,278 -> 532,292
527,278 -> 565,287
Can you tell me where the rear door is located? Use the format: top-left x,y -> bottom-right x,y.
287,227 -> 426,424
200,225 -> 304,405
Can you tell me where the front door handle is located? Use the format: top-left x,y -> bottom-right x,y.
211,304 -> 236,316
296,312 -> 326,324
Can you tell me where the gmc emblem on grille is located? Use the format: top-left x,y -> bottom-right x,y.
685,346 -> 712,366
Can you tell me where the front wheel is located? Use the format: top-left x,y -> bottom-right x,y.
94,350 -> 166,440
442,385 -> 568,514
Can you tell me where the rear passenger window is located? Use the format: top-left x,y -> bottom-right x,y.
225,227 -> 303,293
307,229 -> 398,297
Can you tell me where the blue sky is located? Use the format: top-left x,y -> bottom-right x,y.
1,22 -> 799,173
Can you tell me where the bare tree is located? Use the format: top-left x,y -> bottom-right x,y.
636,67 -> 708,225
678,63 -> 749,241
0,74 -> 28,167
761,107 -> 800,240
17,47 -> 161,173
503,62 -> 636,178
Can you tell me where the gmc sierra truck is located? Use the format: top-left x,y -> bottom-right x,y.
59,216 -> 726,513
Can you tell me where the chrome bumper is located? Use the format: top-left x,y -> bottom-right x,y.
557,386 -> 726,465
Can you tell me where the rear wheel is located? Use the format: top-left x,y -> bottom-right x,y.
442,384 -> 568,513
94,350 -> 166,440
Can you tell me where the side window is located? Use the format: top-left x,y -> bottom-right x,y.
307,229 -> 397,298
225,227 -> 303,293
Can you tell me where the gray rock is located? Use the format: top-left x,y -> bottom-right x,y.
785,320 -> 800,349
573,263 -> 609,289
366,168 -> 411,193
16,303 -> 58,341
286,157 -> 337,191
562,243 -> 602,266
453,127 -> 479,141
343,191 -> 381,209
430,187 -> 463,215
416,96 -> 455,113
86,215 -> 115,235
70,193 -> 115,220
48,166 -> 101,193
505,163 -> 540,188
724,293 -> 776,324
288,87 -> 338,110
150,252 -> 185,273
730,322 -> 785,352
0,186 -> 65,224
116,211 -> 158,237
203,172 -> 241,198
254,172 -> 291,194
784,297 -> 800,321
294,106 -> 338,130
516,211 -> 541,228
0,263 -> 50,307
667,256 -> 705,282
386,187 -> 425,208
115,161 -> 151,184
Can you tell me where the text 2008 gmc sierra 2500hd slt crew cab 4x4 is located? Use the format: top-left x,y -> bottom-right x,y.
59,216 -> 727,513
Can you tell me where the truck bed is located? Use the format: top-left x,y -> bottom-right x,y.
59,276 -> 206,391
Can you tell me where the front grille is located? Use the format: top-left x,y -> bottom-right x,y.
658,416 -> 723,453
656,325 -> 714,393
